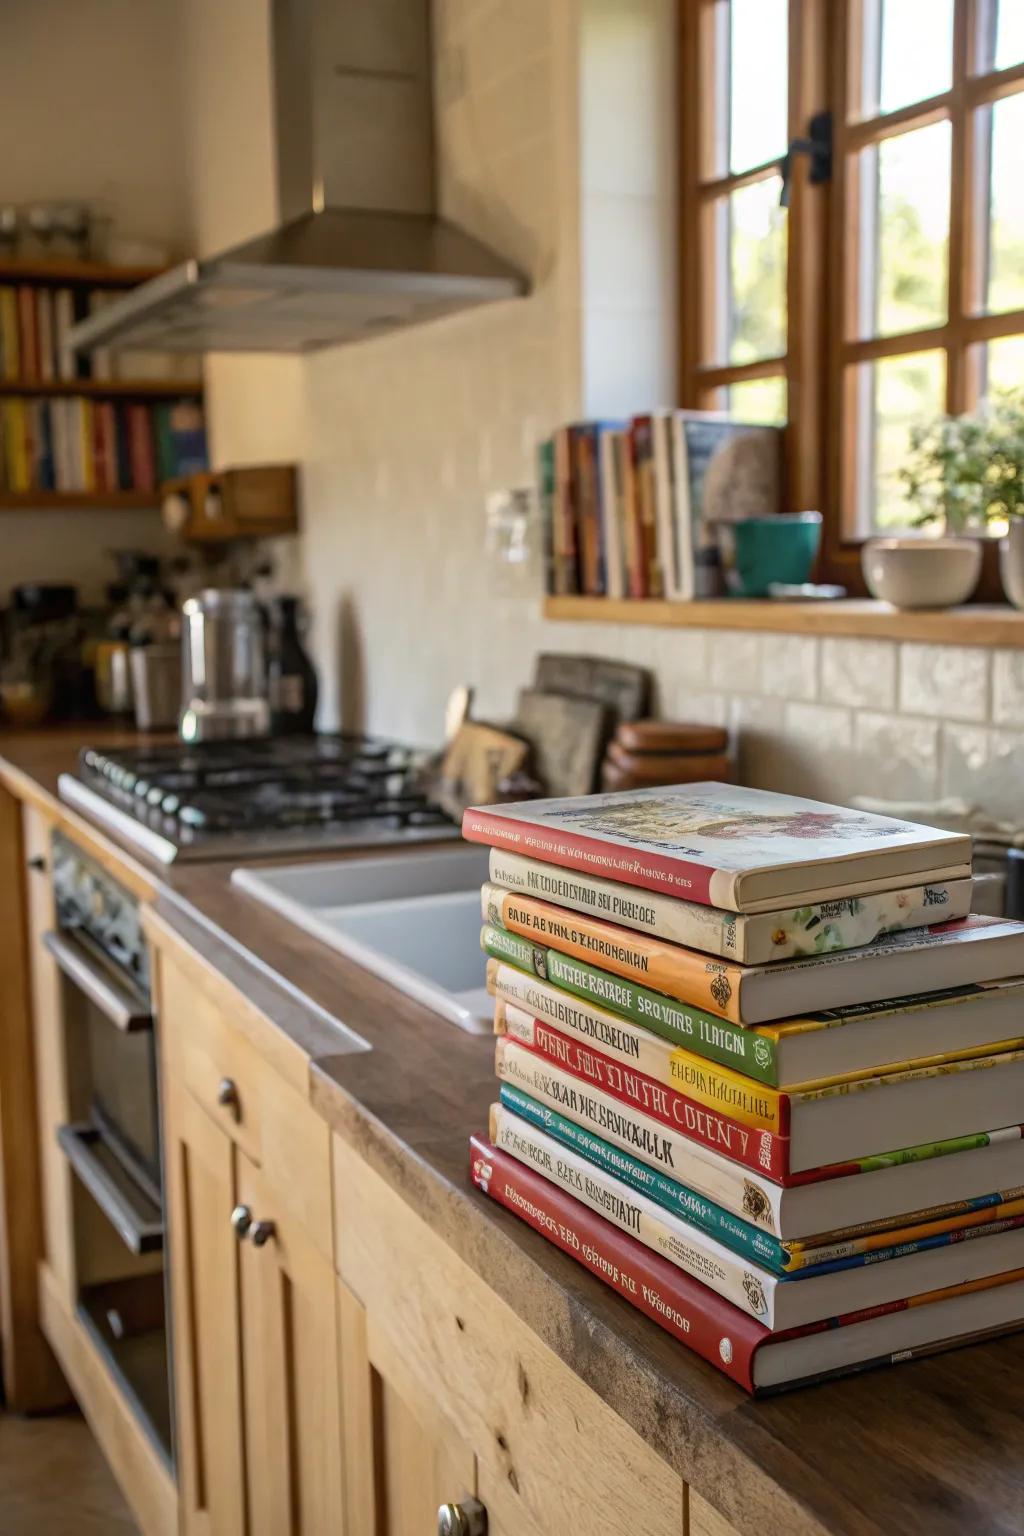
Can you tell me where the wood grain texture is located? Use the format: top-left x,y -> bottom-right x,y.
336,1138 -> 685,1536
544,594 -> 1024,645
0,786 -> 66,1410
237,1153 -> 344,1536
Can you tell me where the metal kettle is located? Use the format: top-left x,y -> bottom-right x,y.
179,589 -> 270,742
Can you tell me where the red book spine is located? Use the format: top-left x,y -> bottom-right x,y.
17,286 -> 38,381
469,1135 -> 764,1391
520,1012 -> 791,1137
460,808 -> 717,906
507,1031 -> 790,1179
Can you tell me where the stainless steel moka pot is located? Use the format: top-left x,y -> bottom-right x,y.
179,589 -> 270,742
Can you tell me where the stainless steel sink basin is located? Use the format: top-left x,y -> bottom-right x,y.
231,846 -> 493,1033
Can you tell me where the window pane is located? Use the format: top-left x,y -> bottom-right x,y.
729,0 -> 788,173
857,121 -> 951,338
975,0 -> 1024,72
976,333 -> 1024,398
859,0 -> 954,117
853,349 -> 946,531
727,377 -> 788,424
724,175 -> 787,364
979,93 -> 1024,316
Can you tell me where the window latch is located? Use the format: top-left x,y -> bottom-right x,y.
780,110 -> 832,207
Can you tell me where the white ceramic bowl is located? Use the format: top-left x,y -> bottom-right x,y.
861,537 -> 982,610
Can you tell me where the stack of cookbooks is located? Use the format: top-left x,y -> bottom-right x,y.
463,783 -> 1024,1394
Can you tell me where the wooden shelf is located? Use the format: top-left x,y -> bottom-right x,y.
0,259 -> 164,287
0,378 -> 202,399
543,595 -> 1024,647
0,491 -> 159,512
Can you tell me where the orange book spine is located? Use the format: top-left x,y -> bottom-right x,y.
483,883 -> 744,1023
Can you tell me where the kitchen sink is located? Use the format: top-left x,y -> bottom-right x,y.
231,846 -> 493,1033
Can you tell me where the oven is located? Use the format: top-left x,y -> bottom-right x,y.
46,830 -> 172,1465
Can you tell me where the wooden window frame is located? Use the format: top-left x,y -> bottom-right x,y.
678,0 -> 1024,598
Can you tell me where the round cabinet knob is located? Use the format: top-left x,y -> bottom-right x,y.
231,1205 -> 252,1239
437,1498 -> 487,1536
217,1078 -> 240,1118
27,854 -> 46,873
249,1219 -> 277,1249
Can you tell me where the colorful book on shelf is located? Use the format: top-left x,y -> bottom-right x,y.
461,782 -> 972,911
598,427 -> 628,600
481,885 -> 1024,1026
17,286 -> 39,380
35,288 -> 55,382
469,1136 -> 1024,1393
0,287 -> 19,380
551,426 -> 578,595
486,847 -> 974,963
494,1035 -> 1024,1237
487,1105 -> 1024,1330
497,999 -> 1024,1175
487,951 -> 1024,1092
537,438 -> 556,596
496,1087 -> 1024,1274
572,423 -> 606,596
629,415 -> 663,597
672,414 -> 783,599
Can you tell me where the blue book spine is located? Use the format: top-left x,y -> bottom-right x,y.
498,1083 -> 789,1273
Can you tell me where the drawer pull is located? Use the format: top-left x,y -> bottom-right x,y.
250,1219 -> 277,1248
27,854 -> 47,873
438,1498 -> 487,1536
217,1077 -> 240,1118
231,1205 -> 252,1239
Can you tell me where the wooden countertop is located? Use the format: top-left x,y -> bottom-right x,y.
4,730 -> 1024,1536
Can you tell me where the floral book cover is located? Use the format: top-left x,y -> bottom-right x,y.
462,783 -> 970,912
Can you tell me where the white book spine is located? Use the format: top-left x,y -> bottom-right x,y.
495,1036 -> 785,1235
488,846 -> 740,955
493,1109 -> 777,1323
497,986 -> 680,1091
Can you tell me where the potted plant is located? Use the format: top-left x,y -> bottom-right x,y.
862,393 -> 1024,610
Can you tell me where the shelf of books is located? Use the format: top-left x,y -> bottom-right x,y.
0,258 -> 205,508
537,416 -> 1024,646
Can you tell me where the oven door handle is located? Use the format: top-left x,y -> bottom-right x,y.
42,930 -> 153,1033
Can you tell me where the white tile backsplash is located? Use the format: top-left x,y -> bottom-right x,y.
759,634 -> 819,701
991,650 -> 1024,727
820,637 -> 897,710
854,712 -> 941,800
899,644 -> 990,723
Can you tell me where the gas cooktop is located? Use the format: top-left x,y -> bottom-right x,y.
58,734 -> 459,864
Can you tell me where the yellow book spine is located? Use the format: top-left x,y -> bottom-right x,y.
483,883 -> 743,1024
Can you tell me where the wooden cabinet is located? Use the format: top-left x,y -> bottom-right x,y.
334,1136 -> 686,1536
155,941 -> 342,1536
162,1073 -> 246,1536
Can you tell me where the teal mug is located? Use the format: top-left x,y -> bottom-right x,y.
718,512 -> 822,597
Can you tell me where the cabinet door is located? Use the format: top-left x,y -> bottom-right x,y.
337,1277 -> 478,1536
237,1153 -> 344,1536
163,1073 -> 246,1536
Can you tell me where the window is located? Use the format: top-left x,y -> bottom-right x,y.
679,0 -> 1024,583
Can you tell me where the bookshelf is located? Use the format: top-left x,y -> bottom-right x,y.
0,257 -> 204,510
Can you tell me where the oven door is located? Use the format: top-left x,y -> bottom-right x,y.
43,926 -> 162,1211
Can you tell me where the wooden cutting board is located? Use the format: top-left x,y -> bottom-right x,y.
534,654 -> 650,723
439,721 -> 531,807
614,719 -> 728,754
514,688 -> 608,797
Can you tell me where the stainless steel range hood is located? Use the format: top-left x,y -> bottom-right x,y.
69,0 -> 528,356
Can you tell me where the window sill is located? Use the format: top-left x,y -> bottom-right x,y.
543,595 -> 1024,647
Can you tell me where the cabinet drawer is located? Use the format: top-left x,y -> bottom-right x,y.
333,1137 -> 684,1536
159,956 -> 332,1257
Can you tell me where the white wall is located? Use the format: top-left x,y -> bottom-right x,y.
0,0 -> 192,602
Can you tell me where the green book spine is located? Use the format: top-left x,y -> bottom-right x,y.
481,923 -> 778,1086
497,1083 -> 789,1273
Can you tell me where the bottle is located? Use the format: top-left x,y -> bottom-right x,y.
267,595 -> 318,734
